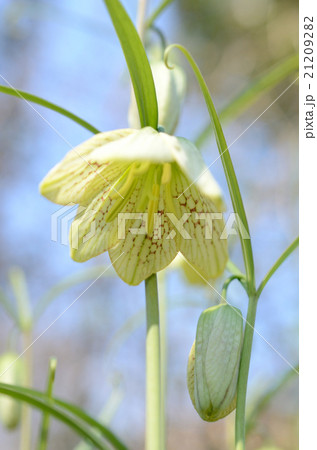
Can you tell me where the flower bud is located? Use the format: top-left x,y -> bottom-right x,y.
128,60 -> 186,135
187,304 -> 243,421
0,352 -> 24,429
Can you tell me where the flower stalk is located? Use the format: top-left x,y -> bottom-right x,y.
145,274 -> 162,450
234,295 -> 258,450
20,329 -> 33,450
158,271 -> 167,449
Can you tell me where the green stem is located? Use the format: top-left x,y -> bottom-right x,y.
9,268 -> 34,450
146,0 -> 175,29
257,237 -> 299,298
0,85 -> 100,134
235,237 -> 298,449
221,275 -> 247,299
136,0 -> 148,43
235,295 -> 258,450
20,330 -> 33,450
226,259 -> 244,278
158,271 -> 167,449
145,274 -> 162,450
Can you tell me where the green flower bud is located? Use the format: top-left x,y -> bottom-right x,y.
128,60 -> 186,135
187,304 -> 243,421
0,352 -> 24,429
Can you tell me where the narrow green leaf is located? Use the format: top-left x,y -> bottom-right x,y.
256,237 -> 299,298
0,384 -> 109,450
195,53 -> 299,148
103,0 -> 158,129
74,381 -> 125,450
0,383 -> 127,450
164,44 -> 255,289
0,85 -> 100,134
52,397 -> 127,450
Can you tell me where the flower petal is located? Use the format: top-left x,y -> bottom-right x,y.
172,137 -> 226,212
171,169 -> 228,280
69,163 -> 132,261
89,129 -> 225,212
108,183 -> 178,286
40,129 -> 133,205
89,127 -> 176,164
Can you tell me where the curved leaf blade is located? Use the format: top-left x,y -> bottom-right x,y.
0,85 -> 100,134
103,0 -> 158,129
164,44 -> 255,287
0,383 -> 127,450
0,384 -> 108,449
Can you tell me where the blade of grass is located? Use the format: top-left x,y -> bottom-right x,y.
0,383 -> 127,450
256,237 -> 299,298
0,85 -> 100,134
37,358 -> 57,450
53,397 -> 127,450
0,384 -> 109,450
195,53 -> 299,148
103,0 -> 158,129
74,381 -> 124,450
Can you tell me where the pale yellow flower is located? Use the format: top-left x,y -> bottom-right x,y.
40,127 -> 227,285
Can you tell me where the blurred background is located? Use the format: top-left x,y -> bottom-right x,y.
0,0 -> 298,449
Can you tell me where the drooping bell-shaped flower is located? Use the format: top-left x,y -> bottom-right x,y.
40,127 -> 227,285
